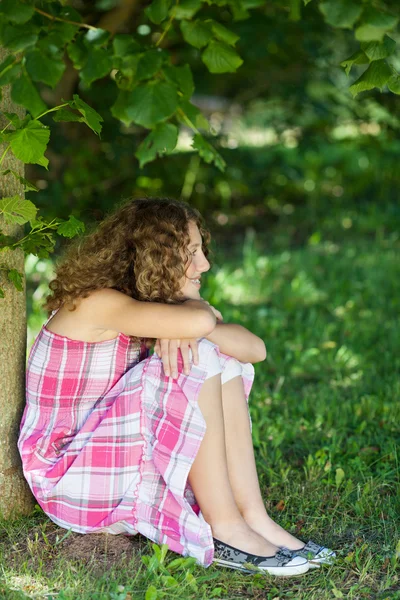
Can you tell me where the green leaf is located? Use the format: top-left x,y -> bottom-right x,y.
335,467 -> 345,487
162,64 -> 194,99
11,72 -> 47,119
361,36 -> 396,62
21,230 -> 55,258
289,0 -> 301,21
8,120 -> 50,168
173,0 -> 202,20
0,56 -> 21,86
135,122 -> 178,167
387,74 -> 400,95
349,59 -> 393,97
0,20 -> 38,51
113,34 -> 141,57
0,288 -> 4,298
68,95 -> 103,135
178,100 -> 208,130
207,20 -> 239,46
25,48 -> 66,88
340,50 -> 368,76
80,46 -> 113,85
145,585 -> 158,600
0,0 -> 34,24
192,134 -> 226,171
84,28 -> 111,47
2,112 -> 23,129
180,20 -> 213,49
124,81 -> 178,128
52,108 -> 85,124
111,90 -> 132,126
355,8 -> 398,42
67,36 -> 88,70
57,216 -> 85,238
1,169 -> 39,192
319,0 -> 362,29
145,0 -> 171,24
7,268 -> 23,292
0,196 -> 37,226
202,40 -> 243,73
136,50 -> 164,81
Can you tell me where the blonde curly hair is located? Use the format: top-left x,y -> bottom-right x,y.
44,197 -> 213,345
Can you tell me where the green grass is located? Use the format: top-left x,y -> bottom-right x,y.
1,217 -> 400,599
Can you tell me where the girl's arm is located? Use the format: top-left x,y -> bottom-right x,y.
204,322 -> 267,364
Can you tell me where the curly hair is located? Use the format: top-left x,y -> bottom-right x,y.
44,197 -> 213,345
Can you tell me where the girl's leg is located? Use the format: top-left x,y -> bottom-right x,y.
221,372 -> 304,550
188,372 -> 279,557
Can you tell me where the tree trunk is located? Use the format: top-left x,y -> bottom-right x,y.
0,46 -> 35,517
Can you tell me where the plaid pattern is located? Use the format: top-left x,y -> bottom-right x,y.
18,313 -> 255,567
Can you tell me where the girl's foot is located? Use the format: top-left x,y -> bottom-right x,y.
213,537 -> 310,577
211,521 -> 279,557
243,511 -> 304,551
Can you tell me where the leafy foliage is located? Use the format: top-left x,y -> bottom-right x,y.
1,0 -> 400,294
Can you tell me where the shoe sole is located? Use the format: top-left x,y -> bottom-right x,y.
213,557 -> 310,577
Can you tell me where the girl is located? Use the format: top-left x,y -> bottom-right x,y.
19,197 -> 334,576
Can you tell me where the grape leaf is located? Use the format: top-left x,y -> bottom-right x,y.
340,50 -> 368,76
349,59 -> 393,97
7,268 -> 23,291
208,20 -> 239,46
0,0 -> 34,24
145,0 -> 171,24
0,196 -> 38,225
355,7 -> 398,42
192,134 -> 226,171
25,48 -> 66,88
174,0 -> 202,20
202,40 -> 243,73
387,74 -> 400,95
57,215 -> 86,238
135,123 -> 178,167
68,95 -> 103,135
124,81 -> 178,128
11,71 -> 47,118
136,50 -> 164,81
180,20 -> 213,49
0,20 -> 38,51
67,36 -> 88,70
113,34 -> 141,58
162,64 -> 194,99
319,0 -> 362,29
178,100 -> 209,130
1,169 -> 39,192
361,36 -> 396,62
8,120 -> 50,168
80,46 -> 113,85
52,108 -> 85,124
0,55 -> 21,86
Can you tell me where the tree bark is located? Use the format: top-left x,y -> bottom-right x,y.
0,46 -> 35,517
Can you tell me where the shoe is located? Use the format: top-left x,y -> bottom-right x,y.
283,540 -> 336,568
212,538 -> 310,577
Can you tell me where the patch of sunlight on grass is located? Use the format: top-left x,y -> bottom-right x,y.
6,572 -> 54,597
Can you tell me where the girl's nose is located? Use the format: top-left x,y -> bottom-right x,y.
200,257 -> 210,273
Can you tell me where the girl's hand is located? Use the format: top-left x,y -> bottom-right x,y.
204,302 -> 224,323
154,337 -> 200,379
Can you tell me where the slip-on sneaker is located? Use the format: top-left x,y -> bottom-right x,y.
283,540 -> 336,568
213,538 -> 310,577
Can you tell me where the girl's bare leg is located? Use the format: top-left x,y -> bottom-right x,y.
221,375 -> 304,551
188,373 -> 279,556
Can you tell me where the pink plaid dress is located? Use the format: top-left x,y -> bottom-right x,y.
18,310 -> 255,566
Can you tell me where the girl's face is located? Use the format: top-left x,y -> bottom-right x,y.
179,221 -> 210,300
